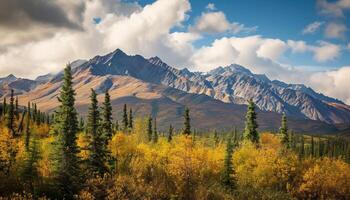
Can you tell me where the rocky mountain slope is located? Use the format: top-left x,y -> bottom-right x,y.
0,48 -> 349,133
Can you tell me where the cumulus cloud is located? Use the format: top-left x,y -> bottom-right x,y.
310,67 -> 350,104
302,21 -> 324,34
0,0 -> 193,78
288,40 -> 341,62
206,3 -> 216,11
324,22 -> 347,39
190,11 -> 257,34
317,0 -> 350,17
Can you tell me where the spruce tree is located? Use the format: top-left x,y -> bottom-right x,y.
51,65 -> 81,198
279,113 -> 289,147
114,119 -> 119,132
168,124 -> 173,142
311,136 -> 315,157
78,116 -> 85,132
2,98 -> 7,117
122,104 -> 128,130
221,134 -> 236,190
25,102 -> 31,150
300,135 -> 305,159
101,90 -> 113,143
128,108 -> 133,129
243,99 -> 259,144
214,130 -> 219,147
7,89 -> 15,136
153,118 -> 158,143
147,116 -> 153,142
15,96 -> 19,118
21,138 -> 41,195
87,89 -> 108,175
183,107 -> 191,135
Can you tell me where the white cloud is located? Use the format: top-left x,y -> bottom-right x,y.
287,40 -> 309,53
324,22 -> 347,39
190,11 -> 257,34
302,21 -> 324,34
257,39 -> 288,60
310,66 -> 350,104
312,41 -> 341,62
0,0 -> 192,78
288,40 -> 341,62
206,3 -> 216,11
317,0 -> 350,17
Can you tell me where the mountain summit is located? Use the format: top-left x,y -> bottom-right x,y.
1,48 -> 350,132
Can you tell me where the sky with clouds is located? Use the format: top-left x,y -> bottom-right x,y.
0,0 -> 350,103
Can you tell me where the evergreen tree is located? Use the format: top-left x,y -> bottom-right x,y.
114,119 -> 119,132
311,136 -> 315,157
221,134 -> 236,189
25,102 -> 31,150
279,113 -> 289,147
182,107 -> 191,135
21,138 -> 41,195
15,96 -> 19,118
153,118 -> 158,143
33,103 -> 37,124
2,98 -> 7,117
168,124 -> 173,142
87,89 -> 108,175
243,99 -> 259,144
7,89 -> 15,136
147,116 -> 153,142
78,116 -> 85,132
214,130 -> 219,146
300,135 -> 305,159
128,108 -> 133,129
101,90 -> 113,143
122,104 -> 128,130
51,65 -> 81,198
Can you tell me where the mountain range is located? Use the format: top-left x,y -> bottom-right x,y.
1,49 -> 350,134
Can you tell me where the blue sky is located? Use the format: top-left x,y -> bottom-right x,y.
136,0 -> 350,70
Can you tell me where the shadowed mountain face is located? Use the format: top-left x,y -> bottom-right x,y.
0,48 -> 349,133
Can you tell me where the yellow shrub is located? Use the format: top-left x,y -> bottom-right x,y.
297,157 -> 350,200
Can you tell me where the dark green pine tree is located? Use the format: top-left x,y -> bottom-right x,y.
279,113 -> 289,147
51,64 -> 81,198
33,103 -> 37,124
78,116 -> 85,132
87,89 -> 108,175
182,107 -> 191,135
2,98 -> 7,117
243,99 -> 259,144
21,138 -> 41,195
299,135 -> 305,159
7,89 -> 15,136
168,124 -> 173,142
128,108 -> 133,129
122,104 -> 128,130
153,118 -> 158,143
15,96 -> 19,118
101,90 -> 113,143
221,134 -> 236,190
214,130 -> 219,147
311,136 -> 315,157
147,116 -> 153,142
25,102 -> 31,150
113,119 -> 119,132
